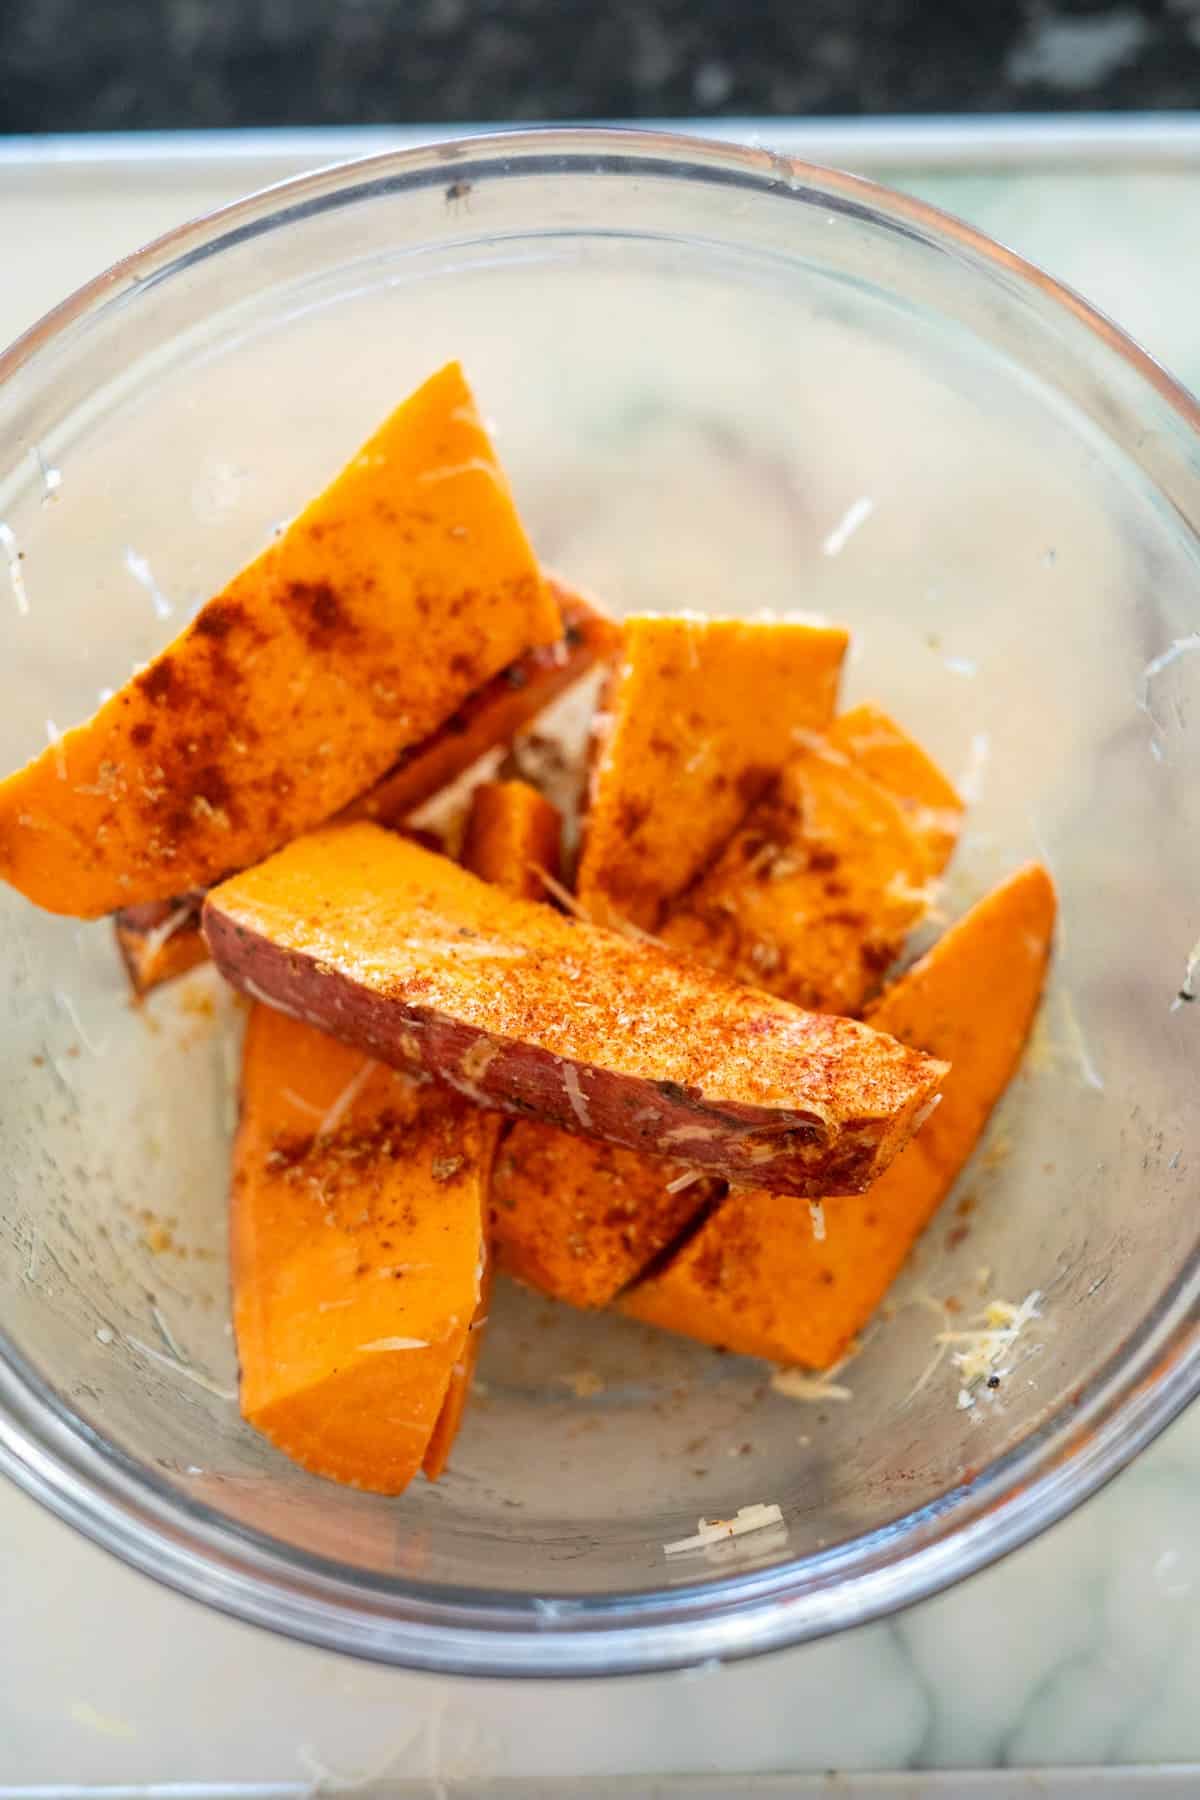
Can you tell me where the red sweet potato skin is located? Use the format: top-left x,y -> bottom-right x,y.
202,825 -> 947,1199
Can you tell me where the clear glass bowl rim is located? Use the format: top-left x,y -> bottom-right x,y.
1,124 -> 1198,1679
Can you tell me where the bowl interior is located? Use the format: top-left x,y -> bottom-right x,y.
1,136 -> 1199,1660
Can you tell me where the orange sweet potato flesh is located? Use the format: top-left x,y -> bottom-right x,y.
829,703 -> 963,876
112,583 -> 612,997
458,777 -> 564,899
491,1130 -> 721,1309
659,738 -> 932,1016
621,863 -> 1056,1368
202,823 -> 947,1199
576,615 -> 848,933
232,1011 -> 496,1494
233,781 -> 560,1493
421,1264 -> 493,1485
0,361 -> 557,919
347,582 -> 618,827
422,780 -> 563,1481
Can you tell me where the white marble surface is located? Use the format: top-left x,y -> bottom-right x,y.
3,125 -> 1200,1789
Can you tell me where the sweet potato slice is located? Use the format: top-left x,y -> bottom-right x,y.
458,778 -> 564,899
422,780 -> 563,1481
234,782 -> 560,1492
421,1256 -> 495,1484
113,583 -> 612,997
576,615 -> 848,933
0,361 -> 557,918
115,893 -> 211,996
621,863 -> 1056,1368
203,823 -> 946,1198
231,1013 -> 496,1493
829,703 -> 963,876
491,1132 -> 721,1309
658,738 -> 931,1016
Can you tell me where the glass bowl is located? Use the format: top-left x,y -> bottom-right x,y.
2,128 -> 1199,1679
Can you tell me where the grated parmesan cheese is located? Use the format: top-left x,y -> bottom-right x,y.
665,1167 -> 705,1195
36,448 -> 62,502
1171,936 -> 1200,1014
123,546 -> 173,620
561,1063 -> 592,1130
358,1337 -> 429,1352
807,1200 -> 826,1242
315,1058 -> 377,1140
438,1066 -> 490,1107
1138,632 -> 1200,736
531,863 -> 589,919
959,731 -> 990,805
138,902 -> 199,965
664,1503 -> 784,1555
44,718 -> 67,782
0,520 -> 29,616
1057,987 -> 1104,1091
125,1335 -> 236,1401
239,974 -> 304,1020
770,1336 -> 863,1405
771,1366 -> 852,1403
934,1289 -> 1043,1408
821,495 -> 874,558
281,1086 -> 324,1120
54,987 -> 105,1058
151,1303 -> 189,1366
416,456 -> 503,489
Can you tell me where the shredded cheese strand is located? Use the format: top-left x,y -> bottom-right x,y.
664,1503 -> 784,1555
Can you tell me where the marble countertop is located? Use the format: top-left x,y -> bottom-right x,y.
2,122 -> 1200,1790
4,2 -> 1200,129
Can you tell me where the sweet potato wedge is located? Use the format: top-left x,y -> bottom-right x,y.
0,361 -> 557,918
113,583 -> 611,997
233,782 -> 560,1492
576,614 -> 848,932
829,703 -> 963,876
458,778 -> 564,900
423,780 -> 563,1481
491,1131 -> 721,1309
203,823 -> 947,1198
658,737 -> 931,1015
621,863 -> 1056,1368
115,893 -> 211,995
421,1257 -> 495,1484
231,1012 -> 495,1493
